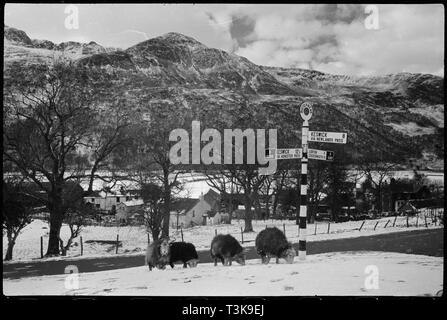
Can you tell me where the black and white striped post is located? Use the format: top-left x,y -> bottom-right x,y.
298,102 -> 313,260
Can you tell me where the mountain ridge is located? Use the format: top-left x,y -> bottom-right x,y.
4,24 -> 119,55
3,25 -> 444,170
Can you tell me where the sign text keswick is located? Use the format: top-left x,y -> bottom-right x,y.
309,131 -> 347,144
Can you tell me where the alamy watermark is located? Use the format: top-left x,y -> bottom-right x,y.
364,265 -> 379,290
364,5 -> 379,30
64,5 -> 79,30
64,265 -> 80,290
169,121 -> 277,176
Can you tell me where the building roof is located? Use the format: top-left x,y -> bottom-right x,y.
203,189 -> 220,208
121,199 -> 144,207
84,190 -> 101,197
398,202 -> 417,212
171,198 -> 199,214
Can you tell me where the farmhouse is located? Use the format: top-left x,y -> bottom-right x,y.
170,189 -> 221,228
116,199 -> 145,224
392,185 -> 432,212
206,211 -> 230,225
83,189 -> 139,214
397,201 -> 418,215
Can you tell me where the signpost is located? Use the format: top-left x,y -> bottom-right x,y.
308,149 -> 334,161
266,148 -> 302,160
266,148 -> 334,161
266,102 -> 347,261
297,103 -> 312,261
309,131 -> 347,144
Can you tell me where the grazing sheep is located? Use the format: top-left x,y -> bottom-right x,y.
210,234 -> 245,266
169,242 -> 199,268
255,227 -> 296,264
145,237 -> 170,271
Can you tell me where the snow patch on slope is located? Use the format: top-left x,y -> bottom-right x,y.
385,122 -> 436,136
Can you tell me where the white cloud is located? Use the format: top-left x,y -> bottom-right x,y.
207,4 -> 444,76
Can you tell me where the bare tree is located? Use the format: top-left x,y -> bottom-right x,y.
226,166 -> 267,232
324,157 -> 353,221
2,177 -> 35,261
307,161 -> 329,223
204,171 -> 242,224
258,175 -> 274,220
119,99 -> 190,239
271,168 -> 290,218
204,166 -> 264,232
58,184 -> 98,256
3,59 -> 130,256
359,157 -> 396,215
139,183 -> 164,242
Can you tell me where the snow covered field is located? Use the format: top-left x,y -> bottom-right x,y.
3,213 -> 443,262
3,251 -> 443,296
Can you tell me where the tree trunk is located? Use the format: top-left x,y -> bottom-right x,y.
46,213 -> 63,256
87,163 -> 99,194
265,197 -> 271,219
272,193 -> 279,217
243,196 -> 254,232
308,202 -> 315,224
378,184 -> 383,215
152,228 -> 160,242
161,169 -> 171,239
46,196 -> 65,256
60,230 -> 77,256
5,242 -> 14,261
227,193 -> 233,224
253,194 -> 262,221
4,231 -> 16,261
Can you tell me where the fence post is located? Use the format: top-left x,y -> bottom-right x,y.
80,236 -> 83,256
393,215 -> 397,227
314,222 -> 317,235
406,214 -> 409,228
374,221 -> 379,231
416,215 -> 419,228
40,236 -> 43,259
425,216 -> 428,228
181,227 -> 184,242
283,223 -> 286,235
240,227 -> 244,244
116,234 -> 119,254
359,220 -> 365,231
327,222 -> 330,234
384,220 -> 390,228
147,233 -> 150,244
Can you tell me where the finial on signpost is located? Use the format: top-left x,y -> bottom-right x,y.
300,102 -> 313,123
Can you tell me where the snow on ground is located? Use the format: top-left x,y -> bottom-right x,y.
3,213 -> 443,263
3,251 -> 443,296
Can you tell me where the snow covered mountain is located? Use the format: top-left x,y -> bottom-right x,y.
3,25 -> 444,169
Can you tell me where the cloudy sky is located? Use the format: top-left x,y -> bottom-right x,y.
4,4 -> 444,76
